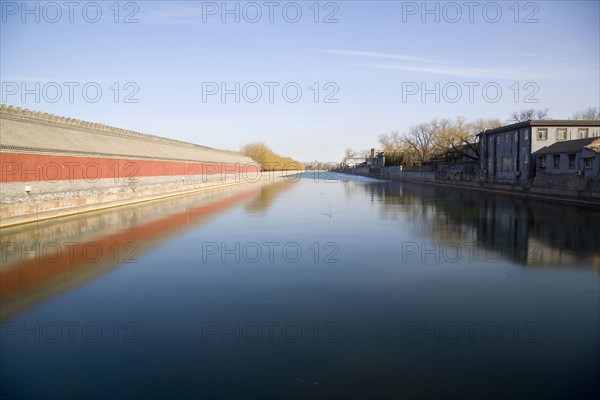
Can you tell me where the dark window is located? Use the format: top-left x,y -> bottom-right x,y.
553,155 -> 560,168
584,158 -> 593,169
568,154 -> 576,168
540,155 -> 546,169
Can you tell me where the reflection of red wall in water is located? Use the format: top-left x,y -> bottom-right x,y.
1,152 -> 261,183
0,187 -> 260,299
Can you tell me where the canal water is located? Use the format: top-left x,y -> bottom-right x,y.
1,172 -> 599,399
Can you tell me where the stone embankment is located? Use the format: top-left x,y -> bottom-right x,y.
343,166 -> 600,206
0,105 -> 300,227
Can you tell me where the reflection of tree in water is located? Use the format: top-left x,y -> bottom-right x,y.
366,182 -> 600,266
245,180 -> 296,214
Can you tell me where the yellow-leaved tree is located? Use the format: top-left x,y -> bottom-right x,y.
241,142 -> 303,171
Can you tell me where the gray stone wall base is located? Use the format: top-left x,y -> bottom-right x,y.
1,171 -> 303,227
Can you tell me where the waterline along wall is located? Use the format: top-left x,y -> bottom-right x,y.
0,105 -> 262,227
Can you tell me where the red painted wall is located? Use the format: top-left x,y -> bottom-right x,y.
0,152 -> 261,183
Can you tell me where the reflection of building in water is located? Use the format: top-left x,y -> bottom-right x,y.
526,238 -> 599,269
0,181 -> 295,320
527,204 -> 600,268
365,181 -> 600,268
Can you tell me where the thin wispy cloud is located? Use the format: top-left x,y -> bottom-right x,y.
362,63 -> 547,80
363,63 -> 599,81
326,48 -> 598,80
320,49 -> 433,63
501,52 -> 558,59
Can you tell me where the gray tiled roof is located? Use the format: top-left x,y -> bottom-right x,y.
533,138 -> 599,155
478,120 -> 600,136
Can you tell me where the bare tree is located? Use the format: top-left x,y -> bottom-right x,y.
510,108 -> 549,122
378,131 -> 403,152
431,118 -> 456,155
371,117 -> 503,166
431,117 -> 501,162
468,118 -> 503,133
403,122 -> 437,163
377,131 -> 415,165
572,107 -> 600,120
536,109 -> 550,119
358,149 -> 370,159
344,148 -> 357,158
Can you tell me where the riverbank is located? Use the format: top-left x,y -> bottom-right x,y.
0,170 -> 302,228
341,170 -> 600,207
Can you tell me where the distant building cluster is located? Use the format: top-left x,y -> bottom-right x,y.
340,120 -> 600,201
478,120 -> 600,185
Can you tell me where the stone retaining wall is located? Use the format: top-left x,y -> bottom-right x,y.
0,105 -> 289,226
0,171 -> 301,228
345,167 -> 600,206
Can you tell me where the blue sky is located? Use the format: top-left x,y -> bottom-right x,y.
1,0 -> 599,161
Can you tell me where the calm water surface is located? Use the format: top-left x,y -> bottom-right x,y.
1,172 -> 599,399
